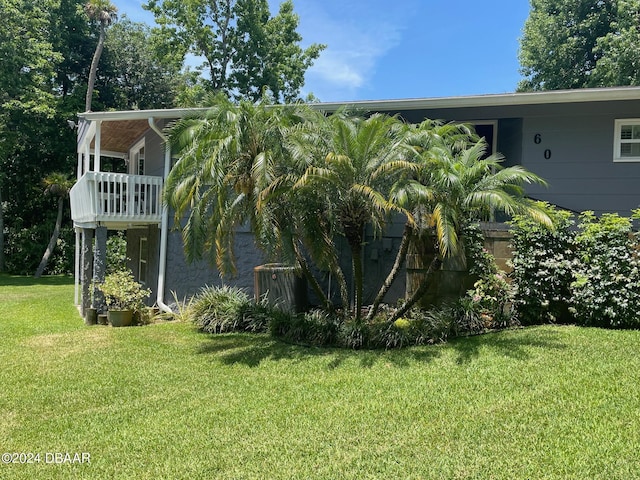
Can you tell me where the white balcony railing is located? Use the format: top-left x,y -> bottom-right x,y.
71,172 -> 163,228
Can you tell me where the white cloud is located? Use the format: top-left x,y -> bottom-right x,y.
294,2 -> 415,100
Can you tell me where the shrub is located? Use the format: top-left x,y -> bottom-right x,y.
464,223 -> 515,326
338,319 -> 371,349
570,211 -> 640,328
188,285 -> 276,334
191,285 -> 253,333
99,269 -> 151,311
106,231 -> 128,274
509,203 -> 576,325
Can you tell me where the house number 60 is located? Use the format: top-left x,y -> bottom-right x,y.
534,134 -> 552,158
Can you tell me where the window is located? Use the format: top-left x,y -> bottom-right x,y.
130,139 -> 145,175
614,119 -> 640,162
471,121 -> 498,157
139,237 -> 148,285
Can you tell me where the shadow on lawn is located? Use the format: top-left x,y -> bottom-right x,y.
196,333 -> 442,369
449,327 -> 568,364
0,274 -> 74,287
196,327 -> 568,369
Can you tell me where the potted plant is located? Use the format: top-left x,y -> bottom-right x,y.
98,269 -> 151,327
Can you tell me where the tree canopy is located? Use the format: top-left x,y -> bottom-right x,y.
143,0 -> 325,103
518,0 -> 640,91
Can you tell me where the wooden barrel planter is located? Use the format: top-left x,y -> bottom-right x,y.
405,234 -> 477,309
254,263 -> 307,313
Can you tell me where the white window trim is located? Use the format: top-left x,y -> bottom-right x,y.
613,119 -> 640,162
139,237 -> 148,285
129,138 -> 146,175
469,120 -> 498,156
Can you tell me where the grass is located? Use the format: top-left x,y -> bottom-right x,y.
2,274 -> 640,479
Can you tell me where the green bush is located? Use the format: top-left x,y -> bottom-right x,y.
106,231 -> 128,274
569,211 -> 640,328
464,223 -> 515,326
509,204 -> 576,325
190,285 -> 269,334
99,269 -> 151,311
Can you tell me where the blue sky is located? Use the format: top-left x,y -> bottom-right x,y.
118,0 -> 531,102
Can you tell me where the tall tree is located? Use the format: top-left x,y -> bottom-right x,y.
518,0 -> 617,91
591,0 -> 640,86
0,0 -> 61,273
143,0 -> 324,102
84,0 -> 118,111
97,17 -> 183,110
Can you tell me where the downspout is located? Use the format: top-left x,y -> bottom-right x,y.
148,117 -> 173,313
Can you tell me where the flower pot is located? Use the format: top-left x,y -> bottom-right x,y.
107,309 -> 133,327
98,314 -> 108,325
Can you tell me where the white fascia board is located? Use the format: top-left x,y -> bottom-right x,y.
312,87 -> 640,112
76,87 -> 640,122
77,120 -> 97,154
78,107 -> 208,122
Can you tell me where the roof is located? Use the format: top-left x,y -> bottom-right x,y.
79,86 -> 640,154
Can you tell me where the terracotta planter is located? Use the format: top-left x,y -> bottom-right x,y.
107,309 -> 133,327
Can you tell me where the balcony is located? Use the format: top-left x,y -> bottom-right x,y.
70,172 -> 163,229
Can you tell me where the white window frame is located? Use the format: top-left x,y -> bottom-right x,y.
139,237 -> 148,285
470,120 -> 498,156
613,119 -> 640,162
129,138 -> 145,175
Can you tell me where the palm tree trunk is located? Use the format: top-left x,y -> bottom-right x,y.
35,197 -> 63,278
330,258 -> 350,312
85,23 -> 106,112
389,255 -> 443,323
293,242 -> 332,310
348,239 -> 364,322
0,184 -> 4,272
366,222 -> 412,321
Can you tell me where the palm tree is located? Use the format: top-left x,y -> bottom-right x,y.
164,95 -> 304,274
285,110 -> 411,321
366,120 -> 476,320
84,0 -> 117,112
388,136 -> 552,322
35,173 -> 74,278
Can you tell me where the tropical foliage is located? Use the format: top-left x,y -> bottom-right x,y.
34,172 -> 75,277
84,0 -> 118,111
165,99 -> 551,332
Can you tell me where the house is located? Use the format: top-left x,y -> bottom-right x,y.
70,86 -> 640,315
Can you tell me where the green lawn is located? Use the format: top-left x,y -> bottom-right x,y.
2,274 -> 640,479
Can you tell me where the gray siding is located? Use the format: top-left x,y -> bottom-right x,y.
126,226 -> 160,306
163,227 -> 267,302
522,113 -> 640,215
141,119 -> 169,178
387,99 -> 640,216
